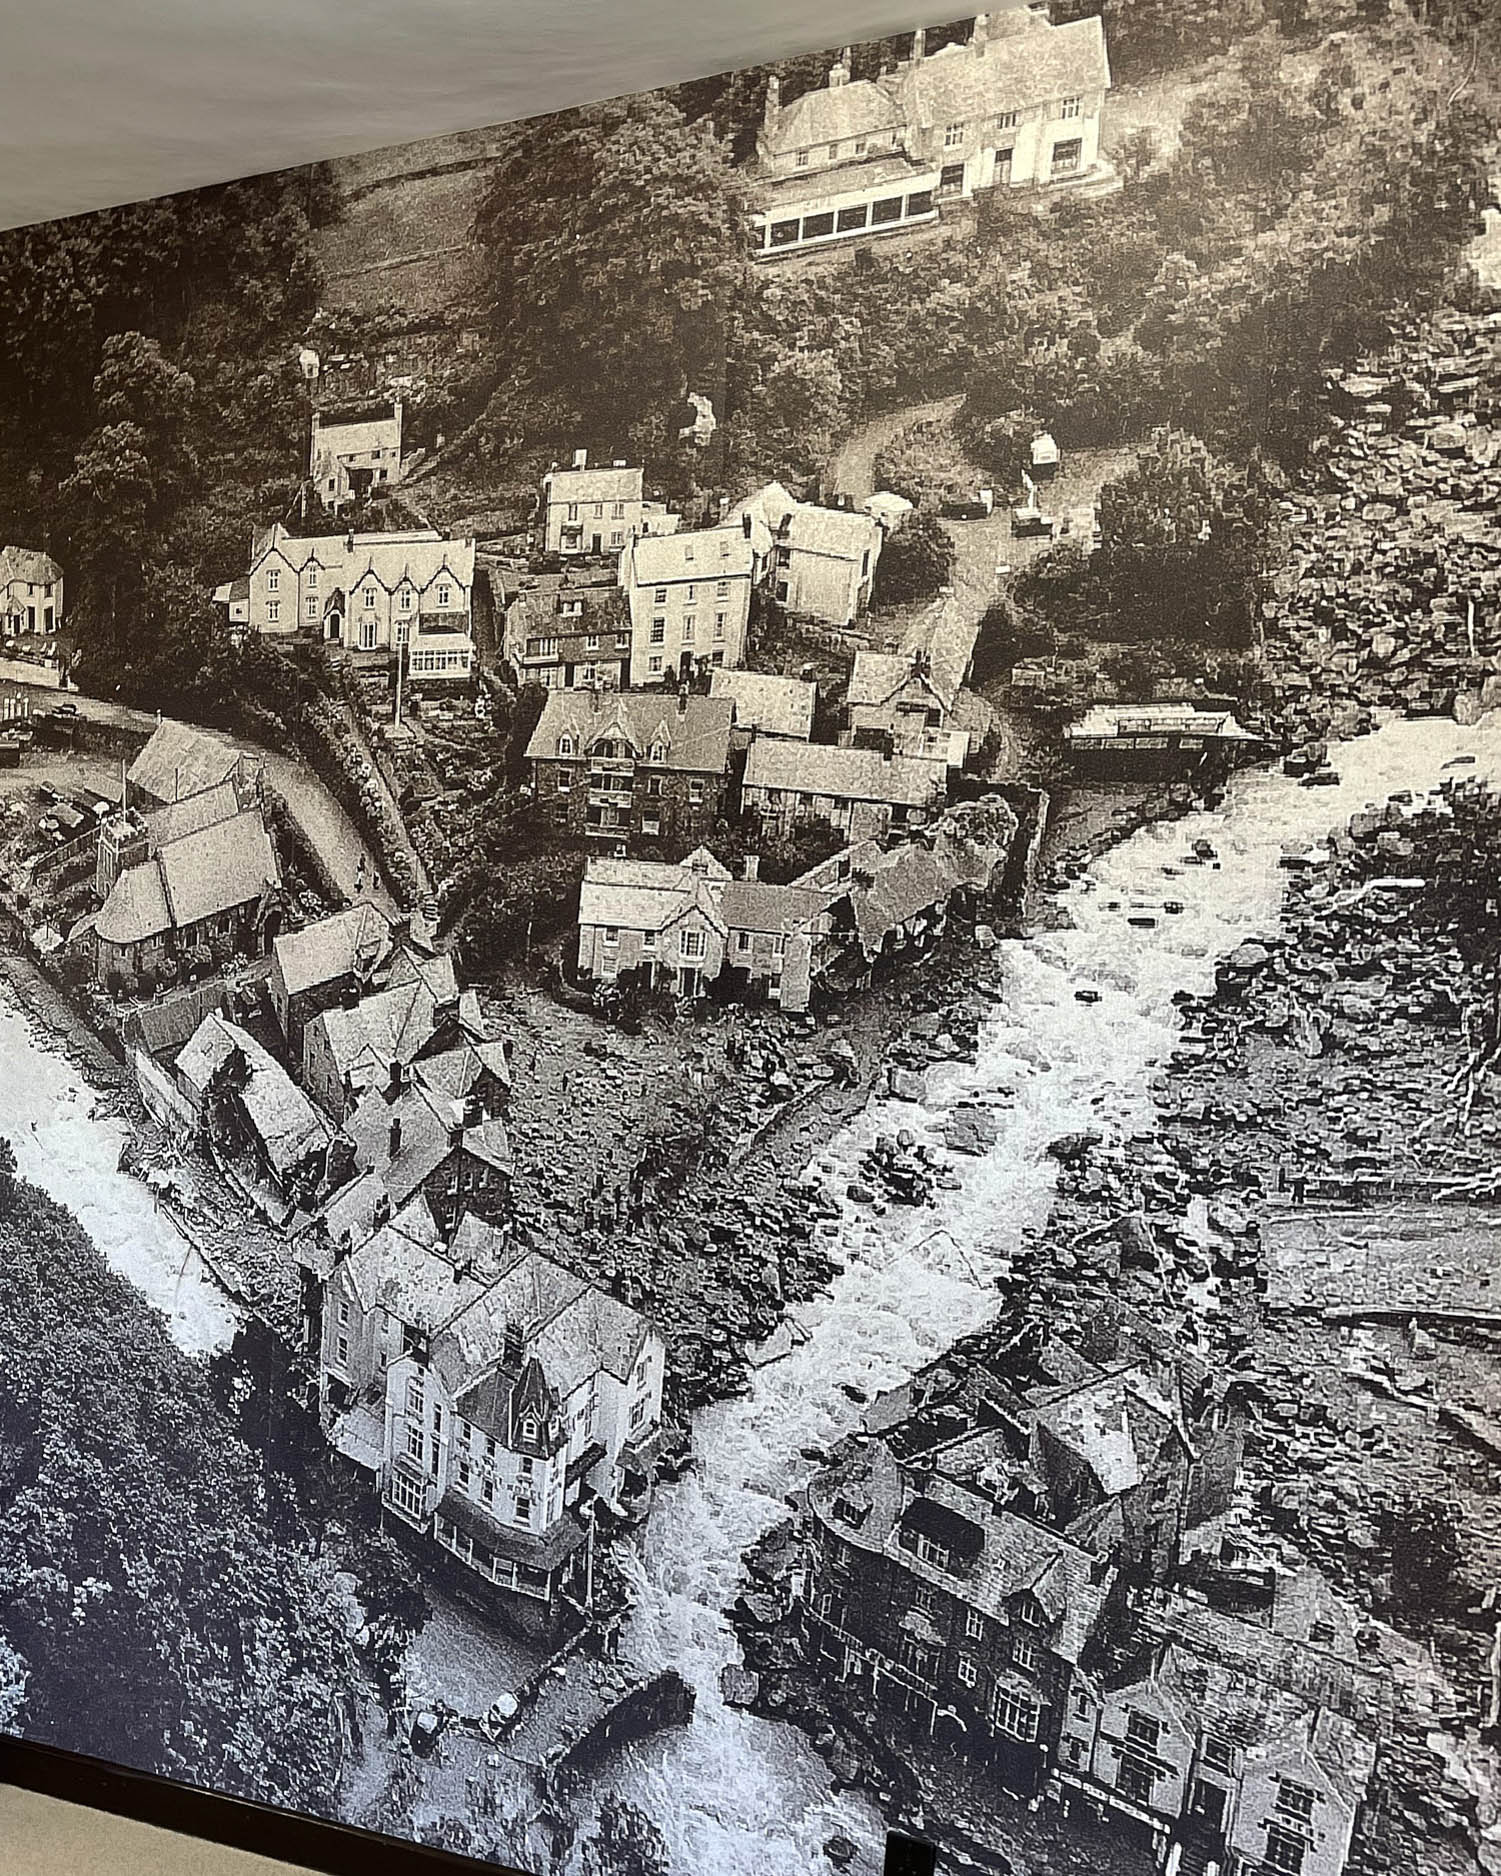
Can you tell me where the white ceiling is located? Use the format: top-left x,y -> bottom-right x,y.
0,0 -> 973,233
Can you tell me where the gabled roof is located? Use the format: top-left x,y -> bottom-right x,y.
122,978 -> 231,1062
341,1194 -> 486,1333
344,1079 -> 513,1207
0,545 -> 62,587
709,669 -> 817,740
525,690 -> 733,776
176,1013 -> 331,1176
142,779 -> 243,852
127,720 -> 247,806
578,852 -> 729,937
744,737 -> 943,809
1033,1365 -> 1186,1497
847,650 -> 954,716
272,904 -> 393,1000
778,501 -> 882,562
720,879 -> 828,937
766,76 -> 906,155
310,971 -> 447,1094
158,811 -> 280,931
94,856 -> 172,945
313,406 -> 401,466
898,14 -> 1110,128
251,524 -> 475,598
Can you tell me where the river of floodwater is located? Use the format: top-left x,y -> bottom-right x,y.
599,715 -> 1501,1876
2,716 -> 1495,1872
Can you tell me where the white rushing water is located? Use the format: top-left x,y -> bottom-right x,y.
606,715 -> 1501,1875
0,996 -> 240,1356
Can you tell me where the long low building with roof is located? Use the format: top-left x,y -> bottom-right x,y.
742,735 -> 947,843
750,10 -> 1115,260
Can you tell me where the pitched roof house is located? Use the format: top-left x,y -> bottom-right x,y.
728,483 -> 884,625
343,1077 -> 513,1236
742,737 -> 946,843
172,1012 -> 332,1207
619,525 -> 756,686
526,689 -> 734,851
541,454 -> 645,557
302,946 -> 460,1120
310,400 -> 403,507
0,545 -> 63,633
502,577 -> 632,691
125,720 -> 262,811
88,806 -> 282,986
269,903 -> 394,1054
751,10 -> 1115,259
246,523 -> 476,679
709,668 -> 818,743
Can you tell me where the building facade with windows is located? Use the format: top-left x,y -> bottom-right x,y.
620,525 -> 755,686
245,524 -> 476,679
541,455 -> 645,557
742,738 -> 946,844
377,1221 -> 665,1628
525,689 -> 733,851
0,545 -> 64,634
750,9 -> 1114,259
502,578 -> 633,690
729,483 -> 884,626
310,401 -> 403,507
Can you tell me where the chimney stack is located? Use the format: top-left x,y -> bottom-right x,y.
573,447 -> 588,470
743,855 -> 760,882
828,50 -> 851,88
389,1116 -> 402,1159
973,13 -> 989,50
912,24 -> 926,60
742,513 -> 753,540
763,74 -> 781,130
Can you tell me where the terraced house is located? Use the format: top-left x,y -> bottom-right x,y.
526,688 -> 733,850
619,524 -> 756,685
541,453 -> 645,557
750,6 -> 1114,260
245,523 -> 477,679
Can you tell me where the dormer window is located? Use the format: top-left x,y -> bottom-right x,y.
437,583 -> 452,608
649,742 -> 666,764
557,735 -> 575,757
520,1413 -> 539,1445
267,569 -> 280,593
400,587 -> 414,610
306,566 -> 319,589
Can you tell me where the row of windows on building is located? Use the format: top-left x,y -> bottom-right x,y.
649,612 -> 731,645
788,97 -> 1081,171
563,501 -> 631,521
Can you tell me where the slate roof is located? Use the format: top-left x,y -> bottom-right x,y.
779,501 -> 883,563
141,779 -> 242,852
709,669 -> 817,740
96,809 -> 278,945
176,1014 -> 331,1176
544,463 -> 644,508
0,545 -> 62,587
127,721 -> 248,806
342,1194 -> 486,1332
1033,1366 -> 1185,1497
313,979 -> 446,1104
811,1444 -> 1111,1666
272,904 -> 393,1000
313,407 -> 401,466
770,76 -> 906,153
252,525 -> 474,600
525,690 -> 733,776
578,850 -> 730,936
848,650 -> 952,715
122,978 -> 232,1062
344,1080 -> 513,1207
744,737 -> 944,809
898,15 -> 1110,127
625,526 -> 754,587
159,811 -> 280,930
720,879 -> 828,937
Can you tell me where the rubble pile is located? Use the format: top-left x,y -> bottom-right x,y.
1263,309 -> 1501,767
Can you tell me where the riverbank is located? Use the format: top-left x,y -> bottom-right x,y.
725,732 -> 1501,1876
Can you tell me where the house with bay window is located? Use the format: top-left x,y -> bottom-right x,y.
381,1218 -> 665,1630
245,523 -> 477,679
525,687 -> 733,851
750,9 -> 1114,260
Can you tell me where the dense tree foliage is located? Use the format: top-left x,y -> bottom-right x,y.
471,95 -> 751,472
872,511 -> 958,608
0,1160 -> 359,1812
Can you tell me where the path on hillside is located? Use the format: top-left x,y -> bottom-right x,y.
822,393 -> 963,505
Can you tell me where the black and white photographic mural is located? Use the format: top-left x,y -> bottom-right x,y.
1,2 -> 1500,1872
